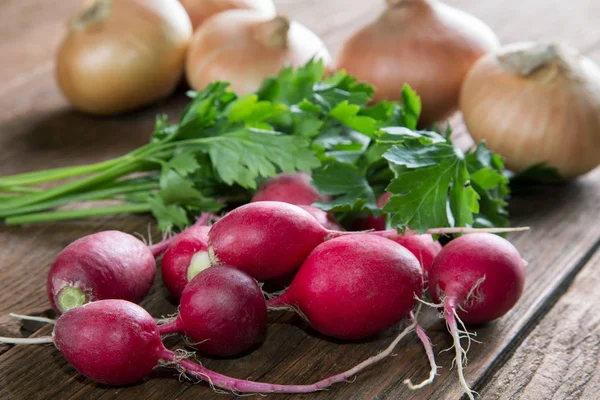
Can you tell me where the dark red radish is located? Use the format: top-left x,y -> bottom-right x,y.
376,231 -> 442,283
47,231 -> 157,314
0,299 -> 436,393
161,225 -> 211,299
428,233 -> 526,399
208,202 -> 348,280
158,266 -> 267,356
267,234 -> 423,339
298,205 -> 344,231
251,172 -> 330,205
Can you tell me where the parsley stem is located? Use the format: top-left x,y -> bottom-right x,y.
0,156 -> 127,188
0,182 -> 158,218
5,204 -> 153,225
0,161 -> 147,211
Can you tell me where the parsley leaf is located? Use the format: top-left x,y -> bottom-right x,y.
312,161 -> 377,212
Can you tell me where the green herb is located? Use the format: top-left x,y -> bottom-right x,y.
0,61 -> 511,232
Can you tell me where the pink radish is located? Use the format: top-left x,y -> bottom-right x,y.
267,234 -> 423,339
161,225 -> 211,299
0,299 -> 436,392
158,266 -> 267,356
376,231 -> 442,283
208,201 -> 348,280
297,205 -> 344,231
428,233 -> 526,399
47,231 -> 158,313
251,172 -> 330,205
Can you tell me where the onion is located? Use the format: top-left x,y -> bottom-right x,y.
185,11 -> 332,95
336,0 -> 499,126
179,0 -> 276,30
461,42 -> 600,179
56,0 -> 192,115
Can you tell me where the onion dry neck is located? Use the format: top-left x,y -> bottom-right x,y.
70,0 -> 112,31
255,16 -> 290,49
497,43 -> 583,83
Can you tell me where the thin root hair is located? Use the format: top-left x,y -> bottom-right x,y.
9,313 -> 56,325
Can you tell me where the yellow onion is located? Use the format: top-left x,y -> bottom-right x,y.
336,0 -> 499,126
185,10 -> 332,95
461,42 -> 600,179
56,0 -> 192,115
179,0 -> 276,30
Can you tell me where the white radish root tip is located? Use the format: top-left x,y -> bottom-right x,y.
446,306 -> 476,400
9,313 -> 56,325
403,308 -> 439,390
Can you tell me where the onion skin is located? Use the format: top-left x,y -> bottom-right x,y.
461,42 -> 600,179
336,0 -> 499,127
179,0 -> 276,30
56,0 -> 192,115
185,11 -> 332,95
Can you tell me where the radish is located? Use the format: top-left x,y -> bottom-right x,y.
267,234 -> 424,339
160,225 -> 211,299
208,201 -> 349,280
47,215 -> 212,313
297,205 -> 344,231
158,266 -> 267,356
428,233 -> 526,399
0,299 -> 436,392
47,230 -> 158,314
376,231 -> 442,283
251,172 -> 330,205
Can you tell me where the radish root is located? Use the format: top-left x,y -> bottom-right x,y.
0,336 -> 53,345
403,309 -> 438,390
9,313 -> 57,325
445,302 -> 476,400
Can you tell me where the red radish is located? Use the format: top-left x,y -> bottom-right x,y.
47,231 -> 157,314
362,191 -> 392,231
158,266 -> 266,356
267,234 -> 423,339
376,231 -> 442,283
208,202 -> 348,280
251,172 -> 330,205
161,225 -> 211,299
428,233 -> 526,399
0,299 -> 436,392
298,205 -> 344,231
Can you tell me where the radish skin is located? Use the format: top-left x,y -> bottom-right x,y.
208,202 -> 349,280
251,172 -> 329,205
267,234 -> 423,339
428,233 -> 526,399
160,225 -> 211,299
158,266 -> 267,356
297,205 -> 344,231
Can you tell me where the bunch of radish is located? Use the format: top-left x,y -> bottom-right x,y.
1,172 -> 527,399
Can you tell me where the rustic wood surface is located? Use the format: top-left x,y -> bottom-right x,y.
1,1 -> 599,399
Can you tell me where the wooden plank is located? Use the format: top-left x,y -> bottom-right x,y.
478,249 -> 600,400
0,0 -> 599,399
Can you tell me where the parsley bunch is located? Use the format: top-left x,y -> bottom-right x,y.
0,61 -> 509,232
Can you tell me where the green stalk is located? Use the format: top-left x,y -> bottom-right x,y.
0,157 -> 127,187
5,203 -> 152,225
0,182 -> 158,218
0,160 -> 146,211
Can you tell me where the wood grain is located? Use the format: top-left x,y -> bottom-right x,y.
479,250 -> 600,400
0,0 -> 599,399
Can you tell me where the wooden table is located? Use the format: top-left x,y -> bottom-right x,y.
1,1 -> 599,399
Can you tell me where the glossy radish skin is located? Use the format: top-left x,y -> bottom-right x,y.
208,202 -> 345,280
47,231 -> 156,313
267,234 -> 423,339
161,225 -> 211,299
429,233 -> 526,325
377,232 -> 442,283
251,172 -> 330,205
298,205 -> 344,231
428,233 -> 526,400
158,266 -> 267,356
54,300 -> 163,385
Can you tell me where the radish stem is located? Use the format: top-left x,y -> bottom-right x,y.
0,336 -> 54,345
